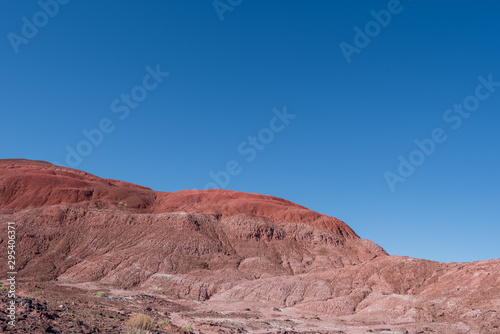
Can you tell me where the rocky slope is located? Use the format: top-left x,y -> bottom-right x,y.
0,159 -> 498,333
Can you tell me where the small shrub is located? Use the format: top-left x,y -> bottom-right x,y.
159,319 -> 171,324
34,291 -> 42,295
127,314 -> 154,331
93,291 -> 107,297
0,286 -> 8,291
182,324 -> 193,330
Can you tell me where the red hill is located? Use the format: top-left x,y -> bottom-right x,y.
0,159 -> 498,333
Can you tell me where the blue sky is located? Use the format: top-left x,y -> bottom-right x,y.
1,0 -> 499,262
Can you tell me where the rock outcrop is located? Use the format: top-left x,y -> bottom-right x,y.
0,159 -> 498,333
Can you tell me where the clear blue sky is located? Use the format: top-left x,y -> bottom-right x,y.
2,1 -> 499,263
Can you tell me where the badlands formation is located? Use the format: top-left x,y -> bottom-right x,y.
0,159 -> 498,333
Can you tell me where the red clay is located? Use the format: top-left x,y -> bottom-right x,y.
0,159 -> 498,333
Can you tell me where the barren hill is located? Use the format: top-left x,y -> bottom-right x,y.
0,159 -> 498,333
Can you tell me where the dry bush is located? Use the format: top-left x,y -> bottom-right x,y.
126,314 -> 154,331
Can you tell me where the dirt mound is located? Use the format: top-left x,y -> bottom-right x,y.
0,159 -> 154,211
0,159 -> 498,333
